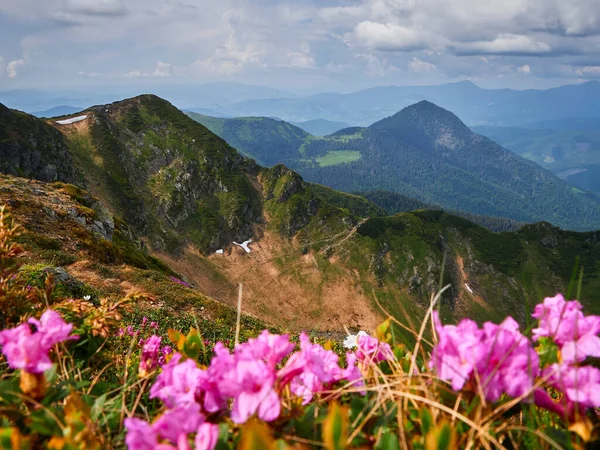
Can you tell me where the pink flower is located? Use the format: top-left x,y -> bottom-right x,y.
477,317 -> 539,401
150,354 -> 205,408
430,312 -> 485,391
139,335 -> 162,376
124,418 -> 158,450
356,334 -> 394,364
546,363 -> 600,409
278,333 -> 344,403
532,294 -> 600,363
0,324 -> 53,373
220,359 -> 280,423
342,352 -> 365,392
27,309 -> 78,348
0,310 -> 78,374
194,423 -> 219,450
152,403 -> 204,444
430,313 -> 539,400
200,343 -> 236,413
236,330 -> 295,368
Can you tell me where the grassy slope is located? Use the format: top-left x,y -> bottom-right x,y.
34,99 -> 600,335
0,174 -> 269,340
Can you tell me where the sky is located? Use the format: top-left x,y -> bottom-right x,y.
1,0 -> 600,93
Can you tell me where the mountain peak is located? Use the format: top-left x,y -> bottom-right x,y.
369,100 -> 469,138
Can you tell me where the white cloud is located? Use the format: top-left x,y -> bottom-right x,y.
518,64 -> 532,74
123,61 -> 172,78
409,57 -> 437,73
358,53 -> 401,77
77,70 -> 100,77
456,34 -> 551,55
575,65 -> 600,76
347,21 -> 435,52
63,0 -> 125,16
7,59 -> 25,78
152,61 -> 172,77
285,44 -> 315,69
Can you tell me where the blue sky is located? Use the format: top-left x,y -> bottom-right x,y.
1,0 -> 600,93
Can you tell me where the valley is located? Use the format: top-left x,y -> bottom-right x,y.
2,95 -> 600,339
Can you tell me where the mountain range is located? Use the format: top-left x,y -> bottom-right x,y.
5,80 -> 600,129
188,101 -> 600,231
202,80 -> 600,127
473,123 -> 600,195
1,95 -> 600,337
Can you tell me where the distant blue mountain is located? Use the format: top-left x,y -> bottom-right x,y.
32,105 -> 83,118
213,80 -> 600,127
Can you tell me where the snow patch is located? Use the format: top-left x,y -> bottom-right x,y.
465,283 -> 474,294
233,239 -> 252,254
56,115 -> 87,125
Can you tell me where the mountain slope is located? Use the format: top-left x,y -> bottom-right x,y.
2,96 -> 600,335
473,125 -> 600,195
189,101 -> 600,231
291,119 -> 351,136
0,103 -> 79,183
186,112 -> 310,166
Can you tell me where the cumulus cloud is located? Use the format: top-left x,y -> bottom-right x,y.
2,0 -> 600,89
7,59 -> 25,78
454,34 -> 552,56
285,44 -> 316,69
347,22 -> 436,52
575,65 -> 600,76
518,64 -> 532,74
63,0 -> 125,16
124,61 -> 172,78
409,57 -> 437,73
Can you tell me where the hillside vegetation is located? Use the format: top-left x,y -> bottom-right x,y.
0,97 -> 599,337
188,101 -> 600,231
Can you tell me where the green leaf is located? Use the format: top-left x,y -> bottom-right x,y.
419,408 -> 433,436
425,422 -> 457,450
323,403 -> 348,450
91,393 -> 107,421
239,421 -> 277,450
375,430 -> 401,450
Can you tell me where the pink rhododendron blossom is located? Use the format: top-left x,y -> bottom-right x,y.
139,335 -> 162,376
342,352 -> 365,391
430,312 -> 539,400
200,342 -> 236,413
0,309 -> 78,374
477,317 -> 539,401
150,354 -> 204,408
194,423 -> 219,450
237,330 -> 295,368
279,332 -> 345,403
151,403 -> 204,444
430,312 -> 484,391
356,334 -> 394,363
220,359 -> 280,423
27,309 -> 79,348
124,418 -> 158,450
532,294 -> 600,363
0,324 -> 53,373
546,363 -> 600,409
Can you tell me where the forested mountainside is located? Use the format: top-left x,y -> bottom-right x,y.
358,190 -> 526,233
189,101 -> 600,231
473,125 -> 600,195
1,97 -> 599,335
